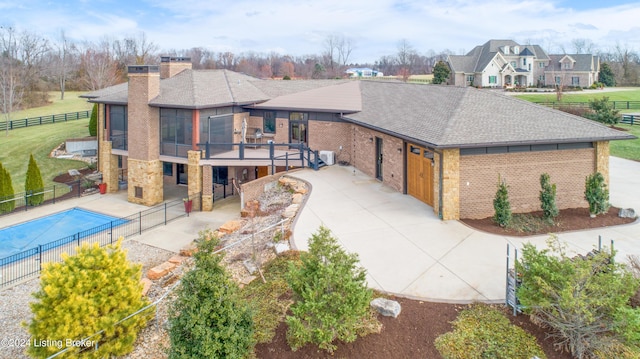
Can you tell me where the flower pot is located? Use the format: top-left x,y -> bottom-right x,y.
184,200 -> 193,214
98,183 -> 107,194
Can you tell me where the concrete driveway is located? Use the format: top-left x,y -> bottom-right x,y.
291,158 -> 640,303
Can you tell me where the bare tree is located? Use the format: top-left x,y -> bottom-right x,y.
336,36 -> 354,67
51,30 -> 77,100
0,26 -> 21,136
571,38 -> 596,54
0,27 -> 49,135
396,39 -> 417,80
78,39 -> 120,91
614,42 -> 639,85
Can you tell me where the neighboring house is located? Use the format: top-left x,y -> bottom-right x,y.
447,40 -> 599,88
83,56 -> 634,221
345,67 -> 383,78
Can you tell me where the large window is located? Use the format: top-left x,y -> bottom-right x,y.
199,114 -> 233,155
488,76 -> 497,84
109,105 -> 127,150
263,111 -> 276,134
571,77 -> 580,86
160,108 -> 192,157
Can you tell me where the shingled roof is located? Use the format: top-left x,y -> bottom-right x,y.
448,40 -> 545,74
343,81 -> 634,148
83,69 -> 634,149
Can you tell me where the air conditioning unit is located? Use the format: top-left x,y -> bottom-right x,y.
319,150 -> 335,165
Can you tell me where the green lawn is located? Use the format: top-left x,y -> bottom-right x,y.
610,124 -> 640,160
4,91 -> 92,121
0,119 -> 91,193
514,88 -> 640,103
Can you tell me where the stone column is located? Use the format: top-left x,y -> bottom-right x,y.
127,159 -> 163,206
187,150 -> 202,211
594,141 -> 610,186
98,141 -> 119,194
440,148 -> 460,221
202,165 -> 213,211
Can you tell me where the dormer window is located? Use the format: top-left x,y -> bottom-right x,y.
513,46 -> 519,54
503,46 -> 510,55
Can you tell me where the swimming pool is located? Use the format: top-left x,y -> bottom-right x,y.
0,208 -> 123,258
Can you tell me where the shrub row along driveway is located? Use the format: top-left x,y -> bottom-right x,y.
291,158 -> 640,303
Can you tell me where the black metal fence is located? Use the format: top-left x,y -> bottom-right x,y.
0,110 -> 90,131
537,101 -> 640,111
621,114 -> 640,125
0,198 -> 188,289
0,181 -> 83,217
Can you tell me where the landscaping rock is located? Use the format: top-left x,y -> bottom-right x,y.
241,200 -> 261,218
243,259 -> 257,275
180,243 -> 198,257
619,208 -> 637,218
147,261 -> 177,280
293,184 -> 307,194
292,193 -> 304,204
140,278 -> 152,296
282,204 -> 299,219
274,242 -> 290,255
219,219 -> 243,234
370,297 -> 402,318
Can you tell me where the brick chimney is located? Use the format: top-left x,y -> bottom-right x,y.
126,65 -> 162,205
160,56 -> 192,79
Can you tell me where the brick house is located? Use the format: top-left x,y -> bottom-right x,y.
83,56 -> 633,220
447,39 -> 600,88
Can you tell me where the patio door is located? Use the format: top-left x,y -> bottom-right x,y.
407,143 -> 434,206
177,164 -> 188,185
289,112 -> 308,146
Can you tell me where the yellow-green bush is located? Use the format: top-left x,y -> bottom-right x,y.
435,303 -> 546,359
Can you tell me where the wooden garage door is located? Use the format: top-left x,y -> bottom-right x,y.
407,144 -> 434,206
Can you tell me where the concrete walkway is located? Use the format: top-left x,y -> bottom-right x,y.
291,158 -> 640,303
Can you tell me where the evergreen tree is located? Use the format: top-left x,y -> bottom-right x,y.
25,154 -> 44,206
89,103 -> 98,137
432,61 -> 451,84
599,62 -> 616,87
585,172 -> 610,216
27,239 -> 151,359
585,96 -> 620,126
169,229 -> 255,359
493,176 -> 512,227
0,163 -> 15,213
286,226 -> 376,353
539,173 -> 558,223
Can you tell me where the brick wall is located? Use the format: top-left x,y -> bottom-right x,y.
352,126 -> 403,192
202,165 -> 213,211
127,69 -> 160,162
308,121 -> 351,162
459,148 -> 595,219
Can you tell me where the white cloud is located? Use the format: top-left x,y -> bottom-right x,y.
6,0 -> 640,62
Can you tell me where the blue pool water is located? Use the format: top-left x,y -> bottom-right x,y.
0,208 -> 122,258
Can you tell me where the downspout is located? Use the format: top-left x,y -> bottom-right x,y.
437,151 -> 443,220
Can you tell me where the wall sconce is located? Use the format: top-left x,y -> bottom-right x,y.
279,123 -> 283,128
233,128 -> 240,134
397,147 -> 402,153
369,137 -> 373,143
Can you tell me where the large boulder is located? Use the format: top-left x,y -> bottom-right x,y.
370,298 -> 402,318
619,208 -> 637,219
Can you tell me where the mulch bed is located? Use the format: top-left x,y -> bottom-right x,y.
461,206 -> 636,237
255,297 -> 573,359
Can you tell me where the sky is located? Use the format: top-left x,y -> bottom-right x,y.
2,0 -> 640,63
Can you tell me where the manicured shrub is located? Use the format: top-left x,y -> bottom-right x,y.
27,239 -> 151,358
434,303 -> 546,359
516,236 -> 640,359
89,103 -> 98,137
0,162 -> 15,213
169,229 -> 255,359
539,173 -> 558,223
493,176 -> 512,227
25,154 -> 44,206
286,226 -> 377,353
584,172 -> 610,216
585,96 -> 619,126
